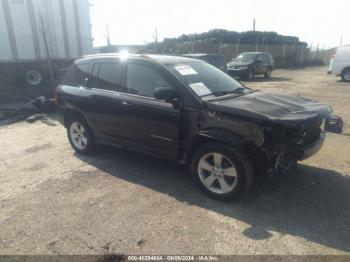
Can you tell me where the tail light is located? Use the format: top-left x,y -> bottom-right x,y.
54,85 -> 61,105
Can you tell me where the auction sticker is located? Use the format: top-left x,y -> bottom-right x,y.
174,65 -> 198,75
189,82 -> 212,97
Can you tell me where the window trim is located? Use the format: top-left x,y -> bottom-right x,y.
87,60 -> 171,104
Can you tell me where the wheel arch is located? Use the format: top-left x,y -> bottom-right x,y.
63,108 -> 88,128
187,134 -> 254,193
341,66 -> 350,75
183,128 -> 245,164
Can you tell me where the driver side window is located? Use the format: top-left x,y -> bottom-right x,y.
126,63 -> 171,98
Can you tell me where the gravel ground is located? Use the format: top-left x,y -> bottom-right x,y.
0,67 -> 350,255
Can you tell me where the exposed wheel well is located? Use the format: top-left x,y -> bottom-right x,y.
63,109 -> 86,128
185,136 -> 214,163
184,135 -> 245,164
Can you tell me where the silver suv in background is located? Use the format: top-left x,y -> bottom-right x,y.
328,45 -> 350,82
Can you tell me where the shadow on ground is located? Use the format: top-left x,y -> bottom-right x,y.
0,113 -> 57,127
76,146 -> 350,252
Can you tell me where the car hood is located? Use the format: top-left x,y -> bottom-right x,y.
206,91 -> 332,126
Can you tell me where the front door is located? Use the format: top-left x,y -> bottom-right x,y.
117,60 -> 181,159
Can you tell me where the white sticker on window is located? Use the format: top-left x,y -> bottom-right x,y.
174,65 -> 198,76
189,82 -> 212,97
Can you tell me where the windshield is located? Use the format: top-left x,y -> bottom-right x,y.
234,53 -> 257,62
167,62 -> 245,100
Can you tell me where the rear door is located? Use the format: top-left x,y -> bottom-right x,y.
82,58 -> 127,142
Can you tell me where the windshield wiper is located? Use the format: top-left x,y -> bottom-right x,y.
200,88 -> 248,98
200,91 -> 233,98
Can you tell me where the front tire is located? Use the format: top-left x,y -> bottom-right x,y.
247,69 -> 254,80
341,68 -> 350,82
264,68 -> 272,79
191,142 -> 253,201
67,116 -> 96,155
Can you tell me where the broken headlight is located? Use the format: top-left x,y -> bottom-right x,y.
249,126 -> 265,147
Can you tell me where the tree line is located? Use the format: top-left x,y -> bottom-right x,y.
148,29 -> 308,51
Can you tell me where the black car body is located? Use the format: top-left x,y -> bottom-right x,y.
56,54 -> 331,200
227,52 -> 274,79
182,54 -> 227,72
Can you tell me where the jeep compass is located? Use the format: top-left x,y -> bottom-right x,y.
56,53 -> 331,200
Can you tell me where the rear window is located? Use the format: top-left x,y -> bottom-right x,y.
92,61 -> 125,92
61,63 -> 90,86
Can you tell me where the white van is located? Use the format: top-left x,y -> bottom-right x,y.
328,46 -> 350,82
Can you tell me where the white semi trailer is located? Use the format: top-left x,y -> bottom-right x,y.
0,0 -> 93,100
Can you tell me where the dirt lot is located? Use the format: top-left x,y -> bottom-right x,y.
1,67 -> 350,255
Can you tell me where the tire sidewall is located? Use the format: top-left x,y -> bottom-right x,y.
247,69 -> 254,80
265,68 -> 272,78
67,116 -> 96,154
190,142 -> 248,201
342,69 -> 350,82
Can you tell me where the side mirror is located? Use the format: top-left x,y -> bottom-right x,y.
153,87 -> 176,101
83,77 -> 93,88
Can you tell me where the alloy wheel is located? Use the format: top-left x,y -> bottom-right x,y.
197,152 -> 238,194
70,122 -> 88,150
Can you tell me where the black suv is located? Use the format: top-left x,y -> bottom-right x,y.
227,52 -> 274,80
56,54 -> 331,200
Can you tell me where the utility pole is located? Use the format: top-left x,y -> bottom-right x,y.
101,24 -> 111,52
253,19 -> 256,31
106,24 -> 111,51
40,15 -> 55,92
340,35 -> 343,47
236,35 -> 240,57
153,28 -> 158,54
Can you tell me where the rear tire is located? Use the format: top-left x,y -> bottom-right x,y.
341,68 -> 350,82
67,115 -> 96,155
191,142 -> 253,201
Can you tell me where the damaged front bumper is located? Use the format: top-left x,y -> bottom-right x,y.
297,130 -> 326,160
259,129 -> 327,174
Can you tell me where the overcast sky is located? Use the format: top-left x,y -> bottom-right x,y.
90,0 -> 350,49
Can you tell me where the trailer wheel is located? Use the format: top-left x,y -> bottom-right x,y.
26,70 -> 42,86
